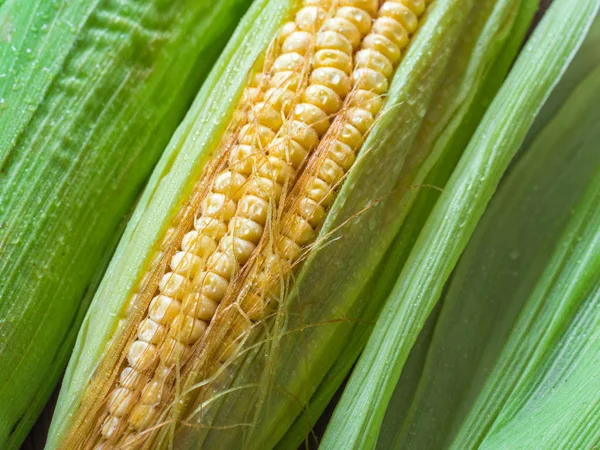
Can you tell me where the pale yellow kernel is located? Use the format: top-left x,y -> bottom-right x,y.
302,84 -> 342,115
182,293 -> 219,321
352,67 -> 389,95
107,387 -> 134,417
306,176 -> 335,206
282,31 -> 314,55
239,124 -> 276,148
182,230 -> 218,258
137,318 -> 166,345
242,86 -> 263,104
228,216 -> 264,244
269,138 -> 309,169
293,103 -> 330,136
158,272 -> 190,299
264,87 -> 295,114
295,6 -> 327,31
213,170 -> 248,201
272,52 -> 305,73
270,71 -> 303,91
298,197 -> 327,228
347,107 -> 375,134
286,120 -> 320,150
362,33 -> 402,65
321,17 -> 361,49
395,0 -> 426,16
198,271 -> 230,300
250,101 -> 284,131
329,140 -> 357,170
277,236 -> 303,261
279,21 -> 297,41
349,89 -> 383,115
119,367 -> 143,390
220,235 -> 257,265
316,30 -> 352,54
286,214 -> 315,246
237,194 -> 270,225
317,157 -> 345,185
160,337 -> 187,367
337,6 -> 372,36
148,295 -> 181,325
170,251 -> 203,278
355,48 -> 394,78
337,122 -> 364,149
206,250 -> 239,279
256,155 -> 294,185
127,341 -> 158,371
141,380 -> 163,405
201,193 -> 236,222
373,17 -> 409,49
339,0 -> 379,16
378,2 -> 419,33
309,67 -> 351,97
170,314 -> 207,344
313,49 -> 353,74
244,176 -> 282,202
194,216 -> 227,240
228,144 -> 257,175
129,404 -> 157,431
101,416 -> 123,440
250,72 -> 265,87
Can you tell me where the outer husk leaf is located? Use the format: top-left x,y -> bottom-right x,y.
0,0 -> 251,448
319,0 -> 600,448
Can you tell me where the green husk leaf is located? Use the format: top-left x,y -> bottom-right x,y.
319,0 -> 600,448
0,0 -> 252,447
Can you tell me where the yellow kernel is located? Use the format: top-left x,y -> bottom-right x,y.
286,214 -> 315,246
347,106 -> 375,134
127,341 -> 158,370
306,175 -> 335,207
242,86 -> 263,104
264,87 -> 295,114
298,197 -> 327,228
279,21 -> 297,41
317,157 -> 345,185
182,293 -> 218,321
158,272 -> 190,299
228,216 -> 264,244
206,250 -> 239,279
352,67 -> 389,95
295,6 -> 327,31
269,137 -> 309,169
107,387 -> 134,417
329,140 -> 357,170
141,380 -> 163,405
239,124 -> 276,148
119,367 -> 143,390
148,295 -> 181,325
293,103 -> 330,136
321,18 -> 361,49
316,30 -> 353,54
337,6 -> 372,36
309,67 -> 351,97
277,236 -> 303,261
194,216 -> 227,240
129,404 -> 157,431
270,71 -> 303,91
182,230 -> 218,257
337,122 -> 364,149
220,235 -> 257,265
355,48 -> 394,78
313,49 -> 353,74
201,193 -> 236,222
249,101 -> 283,131
373,17 -> 410,50
282,31 -> 314,55
250,72 -> 265,87
378,2 -> 419,34
257,155 -> 295,184
272,52 -> 305,72
101,416 -> 123,440
170,314 -> 207,344
137,318 -> 166,345
228,144 -> 258,175
339,0 -> 379,16
302,84 -> 342,115
213,171 -> 248,201
244,176 -> 283,201
349,89 -> 383,115
197,271 -> 229,300
170,251 -> 203,278
237,194 -> 270,225
286,120 -> 320,150
160,337 -> 187,368
395,0 -> 426,16
361,33 -> 402,65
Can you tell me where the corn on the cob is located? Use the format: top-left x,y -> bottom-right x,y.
51,1 -> 429,448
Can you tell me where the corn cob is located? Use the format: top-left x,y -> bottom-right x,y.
49,1 -> 429,448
